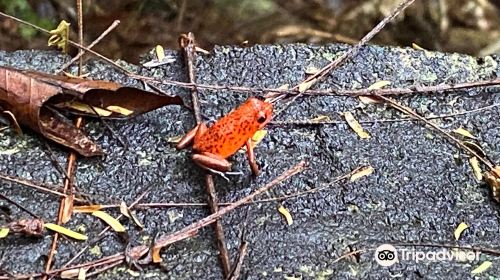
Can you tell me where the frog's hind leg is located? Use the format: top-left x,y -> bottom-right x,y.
176,123 -> 207,150
192,152 -> 232,172
245,139 -> 260,176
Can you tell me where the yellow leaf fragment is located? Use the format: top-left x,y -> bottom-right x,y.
469,157 -> 483,181
310,115 -> 330,123
454,222 -> 469,240
60,268 -> 80,279
44,223 -> 87,240
453,127 -> 476,139
152,247 -> 163,263
411,43 -> 426,51
305,66 -> 320,75
298,78 -> 317,93
155,45 -> 165,61
343,112 -> 370,139
92,211 -> 126,232
0,228 -> 9,238
359,81 -> 391,104
195,46 -> 211,55
120,201 -> 131,218
63,72 -> 89,79
74,205 -> 104,213
239,130 -> 268,153
471,261 -> 492,274
78,268 -> 87,280
61,102 -> 112,117
106,106 -> 134,116
368,81 -> 391,90
166,135 -> 183,143
120,202 -> 144,229
278,205 -> 293,226
48,20 -> 70,53
350,166 -> 374,182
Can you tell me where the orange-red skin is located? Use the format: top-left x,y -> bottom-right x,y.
192,97 -> 273,158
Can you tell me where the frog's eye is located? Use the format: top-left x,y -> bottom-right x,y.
257,113 -> 267,124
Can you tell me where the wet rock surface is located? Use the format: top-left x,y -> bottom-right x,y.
0,44 -> 499,279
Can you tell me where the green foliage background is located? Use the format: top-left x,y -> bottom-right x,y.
0,0 -> 54,39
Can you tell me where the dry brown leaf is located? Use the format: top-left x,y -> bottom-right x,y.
469,157 -> 483,181
484,166 -> 500,203
61,195 -> 74,224
152,246 -> 163,263
350,166 -> 375,182
120,202 -> 144,228
344,112 -> 370,139
462,141 -> 486,158
0,66 -> 183,156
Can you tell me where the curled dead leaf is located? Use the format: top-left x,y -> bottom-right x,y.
0,66 -> 183,156
48,20 -> 70,53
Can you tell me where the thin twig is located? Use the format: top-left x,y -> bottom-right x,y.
96,166 -> 358,210
57,20 -> 120,73
271,103 -> 500,126
2,10 -> 498,102
0,172 -> 90,202
151,160 -> 306,251
0,193 -> 39,219
52,191 -> 149,279
180,32 -> 232,277
227,242 -> 248,280
44,4 -> 85,277
272,0 -> 417,116
332,249 -> 365,264
376,95 -> 495,170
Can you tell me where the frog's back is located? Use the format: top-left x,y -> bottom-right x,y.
193,100 -> 262,158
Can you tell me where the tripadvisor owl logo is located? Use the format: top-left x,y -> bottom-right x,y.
375,244 -> 398,267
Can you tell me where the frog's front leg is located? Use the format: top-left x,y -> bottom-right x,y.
192,152 -> 232,172
245,139 -> 260,176
176,123 -> 207,150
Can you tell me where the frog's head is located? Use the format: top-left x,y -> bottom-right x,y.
250,97 -> 273,128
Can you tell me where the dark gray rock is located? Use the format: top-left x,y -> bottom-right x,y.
0,44 -> 499,279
